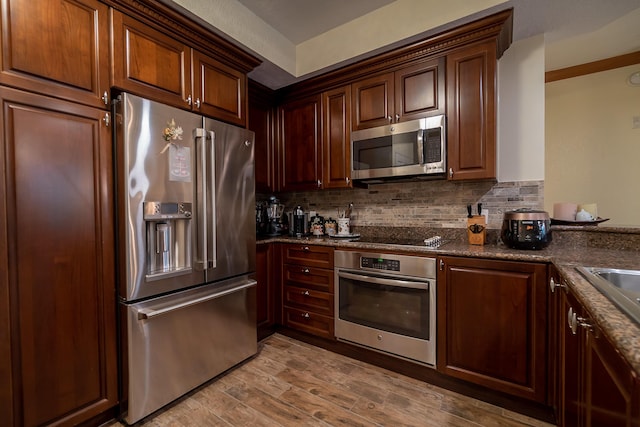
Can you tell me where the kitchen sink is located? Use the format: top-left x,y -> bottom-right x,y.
576,266 -> 640,325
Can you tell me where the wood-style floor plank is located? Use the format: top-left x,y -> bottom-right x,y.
105,333 -> 555,427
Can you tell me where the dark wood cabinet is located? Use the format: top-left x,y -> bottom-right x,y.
256,243 -> 278,340
351,58 -> 444,130
249,80 -> 278,193
437,256 -> 548,402
446,41 -> 497,180
281,244 -> 334,339
192,50 -> 246,126
322,85 -> 352,189
112,11 -> 247,125
0,87 -> 117,426
558,283 -> 640,427
0,0 -> 110,109
278,94 -> 322,191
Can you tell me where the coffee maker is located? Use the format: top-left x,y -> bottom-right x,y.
288,205 -> 309,237
265,196 -> 287,236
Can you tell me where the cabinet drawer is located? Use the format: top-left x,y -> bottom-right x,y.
283,264 -> 333,293
282,244 -> 334,268
283,307 -> 334,339
284,285 -> 333,315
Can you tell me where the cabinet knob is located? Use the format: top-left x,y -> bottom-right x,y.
568,307 -> 578,335
302,246 -> 310,251
103,112 -> 110,127
302,290 -> 310,296
387,115 -> 392,123
549,277 -> 567,293
186,95 -> 192,106
102,91 -> 109,105
195,98 -> 201,109
346,177 -> 350,184
577,315 -> 595,334
302,312 -> 310,319
302,268 -> 310,275
317,179 -> 322,188
395,114 -> 400,122
449,168 -> 454,178
439,259 -> 445,271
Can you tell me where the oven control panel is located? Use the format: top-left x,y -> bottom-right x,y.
360,257 -> 400,271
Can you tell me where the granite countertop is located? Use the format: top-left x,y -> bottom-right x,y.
258,226 -> 640,374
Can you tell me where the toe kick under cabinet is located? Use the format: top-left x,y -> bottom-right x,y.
282,244 -> 335,339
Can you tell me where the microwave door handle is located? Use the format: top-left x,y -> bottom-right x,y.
338,270 -> 429,290
194,128 -> 207,271
207,130 -> 217,269
417,129 -> 425,165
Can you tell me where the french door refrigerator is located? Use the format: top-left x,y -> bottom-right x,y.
113,93 -> 256,424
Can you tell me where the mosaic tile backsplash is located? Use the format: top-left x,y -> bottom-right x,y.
259,180 -> 544,230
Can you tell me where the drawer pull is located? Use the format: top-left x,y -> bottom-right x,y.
302,312 -> 310,319
302,268 -> 310,274
302,246 -> 310,251
302,290 -> 310,296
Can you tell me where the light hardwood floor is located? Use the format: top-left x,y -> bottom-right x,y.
108,333 -> 555,426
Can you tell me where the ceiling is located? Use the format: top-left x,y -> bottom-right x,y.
170,0 -> 640,88
234,0 -> 396,44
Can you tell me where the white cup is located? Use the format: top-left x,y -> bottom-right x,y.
337,218 -> 350,235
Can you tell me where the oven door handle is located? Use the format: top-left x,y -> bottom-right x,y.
338,270 -> 429,290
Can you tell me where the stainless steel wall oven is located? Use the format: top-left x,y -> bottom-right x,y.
334,250 -> 436,366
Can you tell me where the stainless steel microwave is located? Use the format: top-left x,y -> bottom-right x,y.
351,115 -> 446,183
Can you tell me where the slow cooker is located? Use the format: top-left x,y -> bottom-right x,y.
501,208 -> 552,250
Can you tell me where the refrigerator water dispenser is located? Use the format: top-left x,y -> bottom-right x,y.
144,202 -> 193,278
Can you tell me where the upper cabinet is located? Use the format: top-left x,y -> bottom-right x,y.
352,58 -> 445,130
111,9 -> 254,126
249,80 -> 278,193
322,85 -> 352,189
278,94 -> 322,191
0,0 -> 110,109
446,40 -> 497,181
111,11 -> 191,109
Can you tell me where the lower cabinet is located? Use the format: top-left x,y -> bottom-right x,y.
558,280 -> 640,427
436,256 -> 548,403
281,244 -> 335,339
0,87 -> 117,425
256,243 -> 279,340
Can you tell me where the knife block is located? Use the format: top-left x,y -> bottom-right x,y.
467,216 -> 486,246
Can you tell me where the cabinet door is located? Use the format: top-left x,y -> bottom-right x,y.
256,244 -> 276,340
446,41 -> 497,180
279,95 -> 321,191
322,85 -> 351,189
111,10 -> 192,109
0,87 -> 117,426
351,72 -> 394,130
0,0 -> 110,109
584,324 -> 640,427
249,81 -> 277,193
559,288 -> 583,426
437,256 -> 547,402
395,58 -> 445,122
193,50 -> 246,126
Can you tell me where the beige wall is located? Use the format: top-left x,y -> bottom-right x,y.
545,64 -> 640,226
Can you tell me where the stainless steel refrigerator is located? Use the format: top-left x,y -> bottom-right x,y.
113,93 -> 256,424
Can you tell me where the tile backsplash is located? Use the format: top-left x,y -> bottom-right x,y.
260,180 -> 544,230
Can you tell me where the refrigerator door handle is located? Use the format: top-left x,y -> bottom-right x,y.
207,130 -> 217,270
136,279 -> 256,320
194,128 -> 208,271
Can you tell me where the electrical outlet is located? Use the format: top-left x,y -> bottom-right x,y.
482,209 -> 489,223
633,116 -> 640,129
